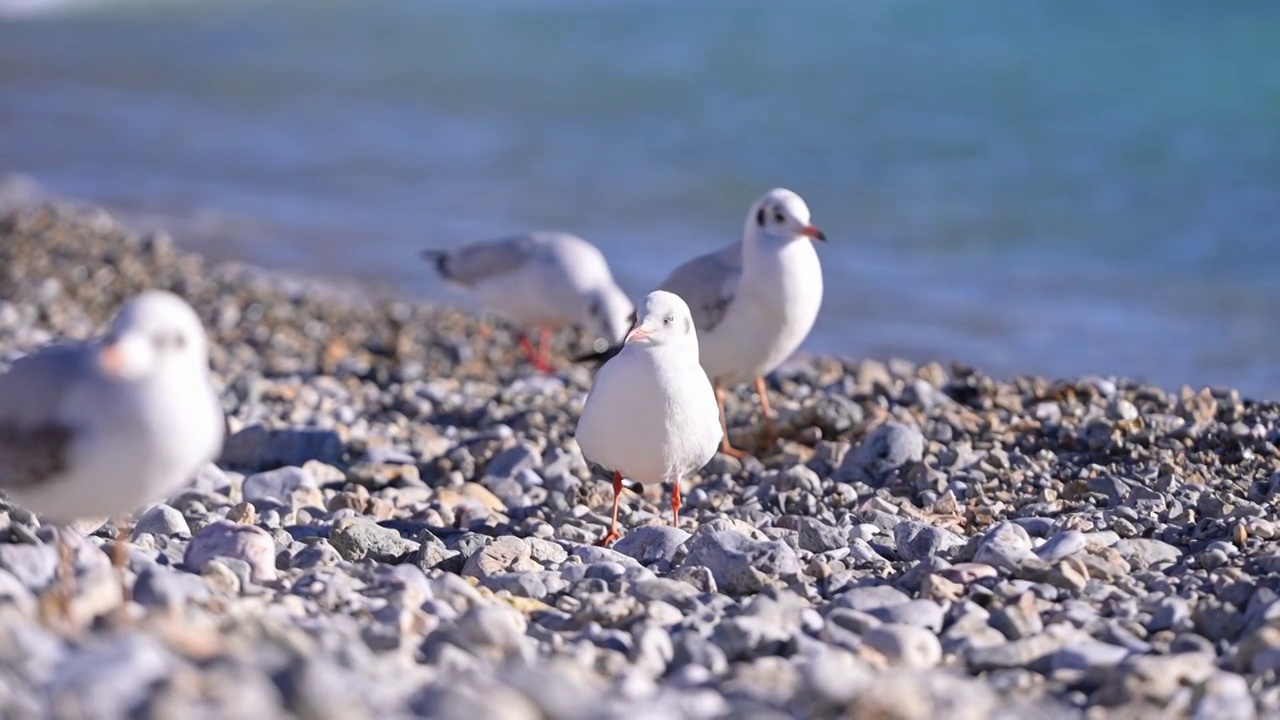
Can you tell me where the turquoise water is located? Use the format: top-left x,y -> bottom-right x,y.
2,0 -> 1279,393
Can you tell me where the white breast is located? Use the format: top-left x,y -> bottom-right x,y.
699,239 -> 823,386
576,346 -> 721,486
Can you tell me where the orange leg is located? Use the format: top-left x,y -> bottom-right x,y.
110,519 -> 131,625
755,375 -> 777,449
595,470 -> 624,546
715,384 -> 748,459
671,480 -> 682,528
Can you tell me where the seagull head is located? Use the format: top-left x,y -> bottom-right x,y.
99,290 -> 210,381
624,290 -> 698,351
746,188 -> 825,244
585,284 -> 636,350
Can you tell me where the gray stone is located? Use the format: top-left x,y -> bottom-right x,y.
525,537 -> 568,565
47,635 -> 175,718
1048,642 -> 1130,672
863,624 -> 942,669
0,543 -> 57,590
1097,652 -> 1217,706
220,424 -> 344,471
868,599 -> 946,632
966,633 -> 1066,671
462,536 -> 541,579
682,529 -> 800,595
131,504 -> 190,539
974,522 -> 1037,571
569,543 -> 642,568
1193,672 -> 1258,720
1112,538 -> 1182,568
893,520 -> 966,562
329,518 -> 418,563
133,566 -> 211,607
1147,596 -> 1192,633
1035,531 -> 1088,563
184,520 -> 277,581
242,466 -> 315,504
834,585 -> 911,612
795,518 -> 847,553
837,422 -> 924,482
801,394 -> 864,437
612,526 -> 690,565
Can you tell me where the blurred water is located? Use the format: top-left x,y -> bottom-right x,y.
1,0 -> 1279,394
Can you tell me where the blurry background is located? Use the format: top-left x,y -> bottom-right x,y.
1,0 -> 1278,395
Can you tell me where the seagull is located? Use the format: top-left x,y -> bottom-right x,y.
575,290 -> 722,546
422,232 -> 635,373
577,188 -> 825,458
0,290 -> 226,620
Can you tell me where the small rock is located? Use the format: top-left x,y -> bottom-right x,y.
837,423 -> 924,483
220,424 -> 344,471
863,624 -> 942,669
131,504 -> 190,539
1035,531 -> 1088,563
241,466 -> 316,504
683,529 -> 800,595
893,521 -> 965,562
1112,538 -> 1182,568
329,518 -> 418,563
795,518 -> 847,553
183,520 -> 277,582
462,536 -> 541,579
613,526 -> 690,565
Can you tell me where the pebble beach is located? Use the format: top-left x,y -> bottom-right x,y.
1,197 -> 1278,719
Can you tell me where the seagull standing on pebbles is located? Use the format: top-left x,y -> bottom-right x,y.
575,290 -> 722,546
0,290 -> 225,617
422,232 -> 635,373
579,188 -> 826,458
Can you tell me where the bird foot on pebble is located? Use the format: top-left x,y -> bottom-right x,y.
594,530 -> 621,547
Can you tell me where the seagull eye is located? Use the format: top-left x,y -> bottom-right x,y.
173,332 -> 187,351
772,210 -> 786,224
663,315 -> 674,326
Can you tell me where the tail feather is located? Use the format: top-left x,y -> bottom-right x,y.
420,249 -> 452,281
572,343 -> 623,366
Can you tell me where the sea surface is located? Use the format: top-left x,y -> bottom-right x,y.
2,0 -> 1279,395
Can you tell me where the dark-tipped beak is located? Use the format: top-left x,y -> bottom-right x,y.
799,225 -> 827,242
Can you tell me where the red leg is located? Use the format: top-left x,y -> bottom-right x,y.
537,327 -> 552,372
716,384 -> 748,459
755,375 -> 777,450
595,471 -> 624,546
671,480 -> 682,528
517,329 -> 553,374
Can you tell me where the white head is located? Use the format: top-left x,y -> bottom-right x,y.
744,188 -> 826,245
623,290 -> 699,355
584,284 -> 637,352
98,290 -> 211,382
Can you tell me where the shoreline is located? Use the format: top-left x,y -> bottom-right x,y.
0,197 -> 1277,717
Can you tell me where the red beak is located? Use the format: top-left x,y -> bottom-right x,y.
799,225 -> 827,242
625,327 -> 650,343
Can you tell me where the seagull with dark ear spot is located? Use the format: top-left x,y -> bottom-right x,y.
0,290 -> 225,626
575,188 -> 826,458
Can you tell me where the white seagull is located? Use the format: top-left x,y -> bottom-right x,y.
579,188 -> 826,458
0,290 -> 226,615
423,232 -> 635,373
575,290 -> 722,546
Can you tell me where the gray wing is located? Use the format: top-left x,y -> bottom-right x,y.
423,234 -> 549,288
0,344 -> 86,489
655,242 -> 742,334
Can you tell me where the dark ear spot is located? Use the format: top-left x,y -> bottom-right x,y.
684,317 -> 692,335
756,207 -> 765,226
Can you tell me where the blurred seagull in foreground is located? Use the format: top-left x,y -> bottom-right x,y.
0,290 -> 225,622
422,232 -> 635,373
